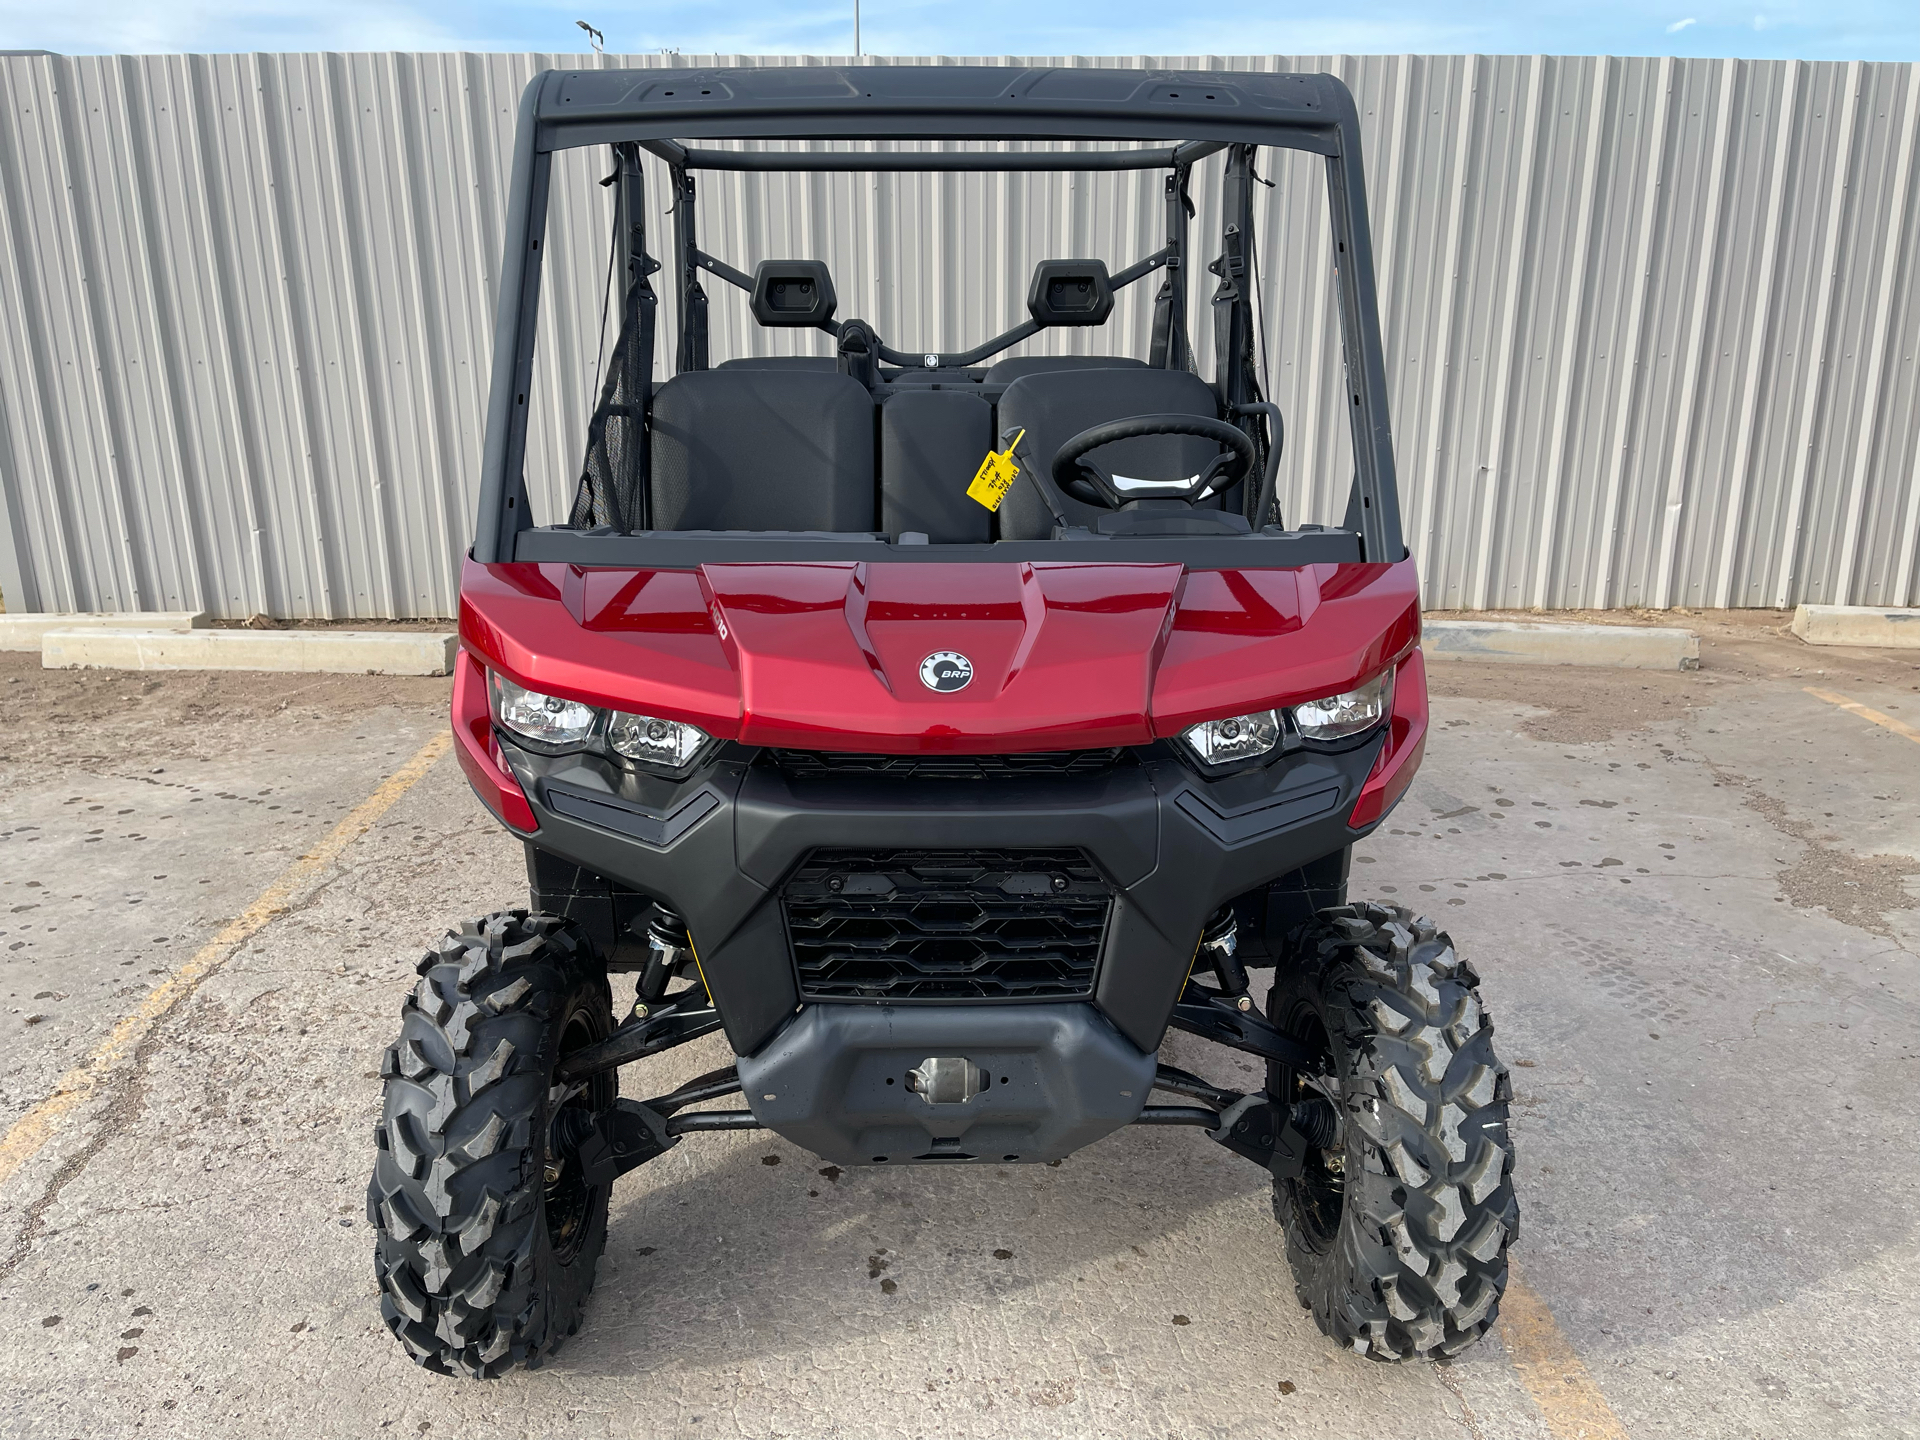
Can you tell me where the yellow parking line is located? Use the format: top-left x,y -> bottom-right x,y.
0,730 -> 453,1194
1500,1266 -> 1631,1439
1804,686 -> 1920,744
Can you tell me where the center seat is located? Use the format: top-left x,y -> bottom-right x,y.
880,389 -> 994,542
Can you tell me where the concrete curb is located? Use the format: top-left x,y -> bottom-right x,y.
1790,604 -> 1920,649
0,611 -> 207,652
41,628 -> 458,676
1424,619 -> 1700,670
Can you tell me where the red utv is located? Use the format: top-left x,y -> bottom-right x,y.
369,65 -> 1517,1376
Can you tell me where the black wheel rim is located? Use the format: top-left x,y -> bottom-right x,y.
1277,1000 -> 1346,1250
545,1002 -> 611,1264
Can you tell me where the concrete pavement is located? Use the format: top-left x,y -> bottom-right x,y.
0,616 -> 1915,1438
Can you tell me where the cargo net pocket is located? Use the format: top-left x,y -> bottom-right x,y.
568,280 -> 652,531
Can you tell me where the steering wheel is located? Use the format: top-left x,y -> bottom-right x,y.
1049,414 -> 1257,510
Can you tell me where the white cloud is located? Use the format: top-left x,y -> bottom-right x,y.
1753,13 -> 1775,28
1666,17 -> 1697,32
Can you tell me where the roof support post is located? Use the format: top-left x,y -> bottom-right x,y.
1209,145 -> 1269,521
1209,145 -> 1259,416
1149,163 -> 1192,371
1322,116 -> 1402,563
617,144 -> 658,527
474,77 -> 552,564
671,165 -> 708,374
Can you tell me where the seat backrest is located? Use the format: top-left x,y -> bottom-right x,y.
650,370 -> 876,532
984,354 -> 1147,384
994,369 -> 1226,540
881,391 -> 993,543
716,356 -> 841,372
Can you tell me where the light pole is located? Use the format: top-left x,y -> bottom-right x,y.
854,1 -> 861,57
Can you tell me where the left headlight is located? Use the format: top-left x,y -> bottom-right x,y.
1179,708 -> 1282,765
489,672 -> 597,749
1177,669 -> 1397,768
607,710 -> 711,770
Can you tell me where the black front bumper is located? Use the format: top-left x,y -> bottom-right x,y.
736,1002 -> 1157,1165
503,739 -> 1386,1058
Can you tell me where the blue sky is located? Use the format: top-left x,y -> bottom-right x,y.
2,0 -> 1914,61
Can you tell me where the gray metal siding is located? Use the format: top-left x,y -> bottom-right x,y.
0,51 -> 1915,617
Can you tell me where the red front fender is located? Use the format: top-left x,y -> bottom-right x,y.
1348,646 -> 1428,829
451,649 -> 538,834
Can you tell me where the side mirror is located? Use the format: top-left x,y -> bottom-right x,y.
1026,259 -> 1114,327
750,260 -> 838,328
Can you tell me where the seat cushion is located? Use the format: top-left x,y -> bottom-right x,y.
994,369 -> 1226,540
881,391 -> 993,543
650,370 -> 876,532
984,354 -> 1147,383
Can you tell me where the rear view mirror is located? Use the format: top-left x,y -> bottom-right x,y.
750,260 -> 837,327
1027,259 -> 1114,327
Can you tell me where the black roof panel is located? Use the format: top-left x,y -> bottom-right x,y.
535,65 -> 1351,155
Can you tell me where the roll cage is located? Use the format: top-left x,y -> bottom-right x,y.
473,66 -> 1404,572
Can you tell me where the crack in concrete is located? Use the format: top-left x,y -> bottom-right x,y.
1434,1362 -> 1489,1440
0,1000 -> 172,1282
0,730 -> 452,1283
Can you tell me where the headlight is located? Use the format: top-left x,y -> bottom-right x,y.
1293,670 -> 1393,742
490,672 -> 597,748
1179,709 -> 1282,765
608,711 -> 710,770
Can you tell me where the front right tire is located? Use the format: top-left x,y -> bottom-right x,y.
367,912 -> 615,1377
1267,902 -> 1518,1359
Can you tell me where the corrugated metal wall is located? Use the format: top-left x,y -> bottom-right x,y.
1,51 -> 1916,618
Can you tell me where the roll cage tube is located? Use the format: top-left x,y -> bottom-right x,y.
472,66 -> 1403,568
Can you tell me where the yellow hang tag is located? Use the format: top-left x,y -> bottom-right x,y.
965,428 -> 1024,512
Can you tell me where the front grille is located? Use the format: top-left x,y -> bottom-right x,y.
785,848 -> 1110,1002
768,749 -> 1126,782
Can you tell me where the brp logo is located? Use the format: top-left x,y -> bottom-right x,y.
919,651 -> 974,693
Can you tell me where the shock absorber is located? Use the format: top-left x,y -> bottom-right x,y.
638,905 -> 694,1006
1199,906 -> 1250,1008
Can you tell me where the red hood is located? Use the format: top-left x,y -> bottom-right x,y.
459,556 -> 1419,752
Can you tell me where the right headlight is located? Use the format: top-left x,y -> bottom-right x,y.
1292,670 -> 1394,742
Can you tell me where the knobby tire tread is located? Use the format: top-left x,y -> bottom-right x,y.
367,911 -> 613,1378
1270,901 -> 1519,1360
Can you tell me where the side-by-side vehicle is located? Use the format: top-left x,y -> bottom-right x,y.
366,64 -> 1518,1377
